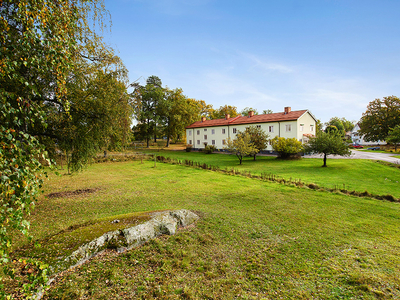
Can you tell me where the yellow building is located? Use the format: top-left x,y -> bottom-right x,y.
185,107 -> 317,152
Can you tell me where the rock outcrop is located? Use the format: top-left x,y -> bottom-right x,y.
64,209 -> 198,269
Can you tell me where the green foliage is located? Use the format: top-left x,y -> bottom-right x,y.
325,117 -> 354,135
224,133 -> 258,164
237,126 -> 269,160
0,0 -> 121,296
304,132 -> 351,167
359,96 -> 400,142
203,145 -> 217,154
386,125 -> 400,151
240,107 -> 258,116
132,76 -> 165,147
262,109 -> 273,114
210,105 -> 239,119
271,137 -> 304,159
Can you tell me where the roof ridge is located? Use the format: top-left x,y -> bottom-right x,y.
228,115 -> 241,124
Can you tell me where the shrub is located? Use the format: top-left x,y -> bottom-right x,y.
186,144 -> 193,152
203,145 -> 217,154
271,137 -> 303,159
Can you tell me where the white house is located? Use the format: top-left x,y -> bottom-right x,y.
351,123 -> 386,146
185,107 -> 317,151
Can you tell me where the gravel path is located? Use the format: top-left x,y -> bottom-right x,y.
303,150 -> 400,164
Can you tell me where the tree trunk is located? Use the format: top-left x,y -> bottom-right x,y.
237,153 -> 243,165
322,153 -> 327,167
253,154 -> 256,161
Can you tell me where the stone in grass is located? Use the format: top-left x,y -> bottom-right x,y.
64,209 -> 198,268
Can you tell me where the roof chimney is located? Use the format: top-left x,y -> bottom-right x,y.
284,107 -> 291,115
225,114 -> 230,120
201,117 -> 206,122
248,111 -> 254,118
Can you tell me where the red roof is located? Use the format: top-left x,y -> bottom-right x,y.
186,110 -> 310,129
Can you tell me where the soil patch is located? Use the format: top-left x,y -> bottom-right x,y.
46,188 -> 99,199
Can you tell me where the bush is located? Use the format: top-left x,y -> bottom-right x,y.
203,145 -> 217,154
271,137 -> 303,159
186,144 -> 193,152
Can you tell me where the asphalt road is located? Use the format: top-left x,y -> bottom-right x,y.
304,150 -> 400,164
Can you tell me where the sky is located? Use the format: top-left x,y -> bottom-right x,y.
101,0 -> 400,123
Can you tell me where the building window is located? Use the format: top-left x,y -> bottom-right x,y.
189,131 -> 192,136
197,140 -> 200,145
222,128 -> 226,134
211,129 -> 215,134
310,125 -> 314,131
300,124 -> 304,132
256,125 -> 261,128
204,135 -> 207,140
285,124 -> 291,132
197,130 -> 200,135
269,126 -> 274,133
189,140 -> 192,145
222,139 -> 226,145
212,140 -> 215,145
204,128 -> 207,131
233,128 -> 237,134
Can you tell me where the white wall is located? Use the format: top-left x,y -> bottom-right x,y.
186,112 -> 316,151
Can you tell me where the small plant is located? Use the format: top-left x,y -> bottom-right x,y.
203,145 -> 217,154
185,144 -> 193,152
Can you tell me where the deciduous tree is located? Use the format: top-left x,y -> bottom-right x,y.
211,105 -> 239,119
240,107 -> 258,116
224,133 -> 258,165
0,0 -> 116,295
386,125 -> 400,152
304,132 -> 351,167
237,126 -> 269,160
358,96 -> 400,142
132,76 -> 165,147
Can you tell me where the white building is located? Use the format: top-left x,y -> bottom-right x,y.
185,107 -> 317,151
351,124 -> 386,146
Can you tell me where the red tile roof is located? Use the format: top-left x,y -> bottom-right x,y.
186,110 -> 310,129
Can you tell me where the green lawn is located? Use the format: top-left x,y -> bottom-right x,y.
8,160 -> 400,299
140,149 -> 400,199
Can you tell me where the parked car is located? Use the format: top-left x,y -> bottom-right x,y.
367,147 -> 380,150
350,144 -> 363,149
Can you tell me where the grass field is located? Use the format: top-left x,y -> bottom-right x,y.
139,149 -> 400,199
8,158 -> 400,299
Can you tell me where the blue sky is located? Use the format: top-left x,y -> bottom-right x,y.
102,0 -> 400,123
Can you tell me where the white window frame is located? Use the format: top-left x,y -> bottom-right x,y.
197,130 -> 200,135
233,128 -> 237,134
211,129 -> 215,135
269,126 -> 274,133
310,125 -> 314,131
212,140 -> 215,145
300,124 -> 304,132
197,140 -> 200,145
222,128 -> 226,134
204,135 -> 207,140
285,124 -> 291,132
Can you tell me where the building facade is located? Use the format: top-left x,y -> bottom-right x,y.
185,107 -> 317,151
